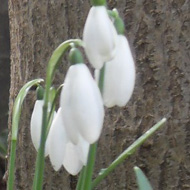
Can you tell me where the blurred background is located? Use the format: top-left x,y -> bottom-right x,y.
0,0 -> 10,189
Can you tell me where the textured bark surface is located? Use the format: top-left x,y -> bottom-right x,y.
8,0 -> 190,190
0,0 -> 10,131
0,0 -> 10,189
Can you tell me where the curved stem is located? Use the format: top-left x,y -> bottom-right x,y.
7,79 -> 43,190
7,140 -> 16,190
76,167 -> 85,190
32,39 -> 84,190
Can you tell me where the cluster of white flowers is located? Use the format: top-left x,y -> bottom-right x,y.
30,3 -> 135,176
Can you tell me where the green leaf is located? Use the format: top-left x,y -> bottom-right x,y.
92,118 -> 166,189
134,166 -> 153,190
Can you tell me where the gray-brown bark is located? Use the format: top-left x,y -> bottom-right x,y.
0,0 -> 10,132
8,0 -> 190,189
0,0 -> 10,189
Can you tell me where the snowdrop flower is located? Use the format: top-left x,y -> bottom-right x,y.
60,63 -> 104,144
48,108 -> 67,171
30,100 -> 49,156
95,35 -> 135,108
48,108 -> 90,174
83,6 -> 117,69
63,142 -> 83,175
63,136 -> 90,175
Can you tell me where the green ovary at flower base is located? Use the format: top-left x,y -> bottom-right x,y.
91,0 -> 106,6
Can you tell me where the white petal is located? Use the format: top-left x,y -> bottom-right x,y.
76,136 -> 90,165
60,64 -> 104,144
48,108 -> 67,171
103,35 -> 136,107
30,100 -> 49,156
63,142 -> 83,175
83,6 -> 117,69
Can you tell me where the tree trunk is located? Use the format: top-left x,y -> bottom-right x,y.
0,0 -> 10,189
8,0 -> 190,189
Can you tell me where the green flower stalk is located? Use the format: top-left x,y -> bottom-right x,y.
7,79 -> 43,190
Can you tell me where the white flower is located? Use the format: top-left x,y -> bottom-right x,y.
60,63 -> 104,144
83,6 -> 117,69
75,135 -> 90,165
48,108 -> 67,171
63,142 -> 83,175
63,136 -> 90,175
48,108 -> 90,174
30,100 -> 49,156
95,35 -> 135,107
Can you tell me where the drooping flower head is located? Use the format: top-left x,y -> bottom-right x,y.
60,63 -> 104,144
48,108 -> 67,171
48,108 -> 90,174
30,100 -> 49,156
95,13 -> 135,107
83,6 -> 117,69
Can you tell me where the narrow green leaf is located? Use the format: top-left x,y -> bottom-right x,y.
134,166 -> 153,190
92,118 -> 166,189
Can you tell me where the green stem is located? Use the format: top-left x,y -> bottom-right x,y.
76,167 -> 85,190
46,85 -> 63,136
32,39 -> 83,190
92,118 -> 166,189
81,65 -> 106,189
83,143 -> 97,190
7,140 -> 16,190
7,79 -> 43,190
32,104 -> 48,190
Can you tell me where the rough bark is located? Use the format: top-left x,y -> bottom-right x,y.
8,0 -> 190,190
0,0 -> 10,131
0,0 -> 10,189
